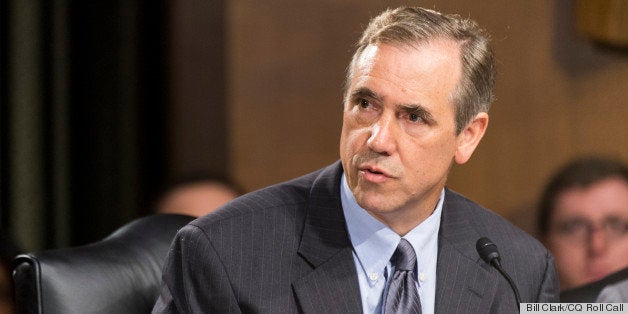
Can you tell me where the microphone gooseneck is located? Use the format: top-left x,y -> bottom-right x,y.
476,237 -> 522,312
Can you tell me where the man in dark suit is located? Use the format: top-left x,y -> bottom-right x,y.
154,7 -> 559,313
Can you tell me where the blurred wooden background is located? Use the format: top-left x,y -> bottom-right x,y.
4,0 -> 627,250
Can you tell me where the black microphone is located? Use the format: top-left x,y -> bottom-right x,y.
476,237 -> 522,312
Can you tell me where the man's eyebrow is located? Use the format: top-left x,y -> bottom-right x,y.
350,87 -> 384,102
398,104 -> 436,123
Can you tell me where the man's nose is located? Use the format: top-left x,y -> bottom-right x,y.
366,114 -> 397,156
587,226 -> 610,257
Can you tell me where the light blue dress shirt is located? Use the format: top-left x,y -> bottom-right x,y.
341,174 -> 443,314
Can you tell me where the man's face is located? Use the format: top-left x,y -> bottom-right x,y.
339,40 -> 473,229
546,177 -> 628,290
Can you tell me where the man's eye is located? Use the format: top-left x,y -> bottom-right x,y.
409,113 -> 420,122
559,220 -> 587,235
359,99 -> 370,109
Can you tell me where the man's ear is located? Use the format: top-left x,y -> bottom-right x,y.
454,112 -> 489,164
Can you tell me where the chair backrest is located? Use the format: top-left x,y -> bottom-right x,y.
12,214 -> 194,314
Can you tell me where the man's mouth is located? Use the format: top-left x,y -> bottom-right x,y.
358,165 -> 392,183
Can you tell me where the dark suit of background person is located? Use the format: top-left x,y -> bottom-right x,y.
154,7 -> 559,313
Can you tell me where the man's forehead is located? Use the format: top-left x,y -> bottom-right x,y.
353,41 -> 462,78
554,180 -> 628,217
348,42 -> 461,107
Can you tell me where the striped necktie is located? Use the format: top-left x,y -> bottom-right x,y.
384,238 -> 421,314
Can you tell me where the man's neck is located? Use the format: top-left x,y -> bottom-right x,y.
365,197 -> 440,236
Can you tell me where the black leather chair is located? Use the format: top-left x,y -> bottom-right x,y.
12,214 -> 194,314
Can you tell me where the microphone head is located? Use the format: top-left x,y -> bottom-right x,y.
476,237 -> 500,265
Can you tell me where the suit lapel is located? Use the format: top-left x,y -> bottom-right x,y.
293,162 -> 362,314
434,189 -> 500,314
293,246 -> 362,314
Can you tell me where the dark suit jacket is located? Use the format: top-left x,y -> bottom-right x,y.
153,161 -> 559,313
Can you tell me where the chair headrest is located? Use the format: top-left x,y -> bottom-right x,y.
13,214 -> 194,314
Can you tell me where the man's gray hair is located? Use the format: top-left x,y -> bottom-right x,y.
345,7 -> 495,134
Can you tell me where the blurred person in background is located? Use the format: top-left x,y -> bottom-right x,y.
538,156 -> 628,291
155,174 -> 242,218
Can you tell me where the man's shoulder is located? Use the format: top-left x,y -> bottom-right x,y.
443,188 -> 548,256
191,162 -> 341,229
445,189 -> 530,233
441,190 -> 559,305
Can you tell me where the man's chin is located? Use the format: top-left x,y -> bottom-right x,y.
355,195 -> 397,213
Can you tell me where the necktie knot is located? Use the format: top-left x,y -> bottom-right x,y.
391,238 -> 416,271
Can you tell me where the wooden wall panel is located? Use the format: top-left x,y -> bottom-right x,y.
168,0 -> 227,177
